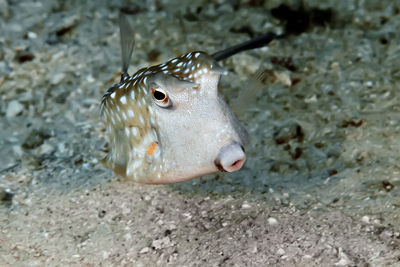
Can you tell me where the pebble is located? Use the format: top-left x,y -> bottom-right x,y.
152,236 -> 172,250
274,71 -> 292,86
277,248 -> 285,255
123,233 -> 132,240
102,251 -> 109,259
6,100 -> 24,117
304,94 -> 318,103
241,202 -> 251,209
37,143 -> 54,155
139,247 -> 150,254
12,145 -> 24,157
50,72 -> 66,85
27,31 -> 37,39
361,216 -> 370,224
268,217 -> 278,225
335,247 -> 352,266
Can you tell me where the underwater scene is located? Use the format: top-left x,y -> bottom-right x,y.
0,0 -> 399,265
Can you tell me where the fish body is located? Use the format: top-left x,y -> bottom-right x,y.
100,13 -> 278,184
100,51 -> 247,184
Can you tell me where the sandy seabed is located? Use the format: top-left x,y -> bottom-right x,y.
0,0 -> 399,266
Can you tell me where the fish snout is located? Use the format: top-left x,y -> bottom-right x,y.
214,142 -> 246,173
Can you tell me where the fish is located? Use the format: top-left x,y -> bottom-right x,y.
100,13 -> 277,184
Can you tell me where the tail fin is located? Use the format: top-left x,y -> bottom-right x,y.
212,32 -> 282,62
119,12 -> 135,78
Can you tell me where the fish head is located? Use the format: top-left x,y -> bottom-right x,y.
100,51 -> 248,184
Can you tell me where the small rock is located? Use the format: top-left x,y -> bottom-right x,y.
241,202 -> 251,209
361,216 -> 370,224
268,217 -> 278,225
50,72 -> 66,85
12,145 -> 24,157
27,31 -> 37,39
274,71 -> 292,86
37,143 -> 54,155
304,94 -> 318,103
277,248 -> 285,255
335,248 -> 352,266
152,236 -> 172,250
123,233 -> 132,240
140,247 -> 150,254
6,100 -> 24,117
102,251 -> 109,259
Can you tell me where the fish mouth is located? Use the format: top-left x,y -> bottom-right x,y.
214,142 -> 246,173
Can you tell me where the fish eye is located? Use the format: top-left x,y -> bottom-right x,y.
151,87 -> 171,108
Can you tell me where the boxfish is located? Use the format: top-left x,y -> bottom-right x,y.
100,13 -> 277,184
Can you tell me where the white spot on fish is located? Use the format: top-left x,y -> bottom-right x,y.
131,127 -> 138,136
130,90 -> 135,100
120,95 -> 127,104
171,58 -> 178,63
111,92 -> 116,99
194,52 -> 200,58
128,109 -> 134,118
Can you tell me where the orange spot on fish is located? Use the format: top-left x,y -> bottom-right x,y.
147,141 -> 158,156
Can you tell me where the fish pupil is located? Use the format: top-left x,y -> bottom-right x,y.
153,90 -> 166,101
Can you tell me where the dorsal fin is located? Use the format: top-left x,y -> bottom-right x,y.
212,32 -> 281,62
119,12 -> 135,78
